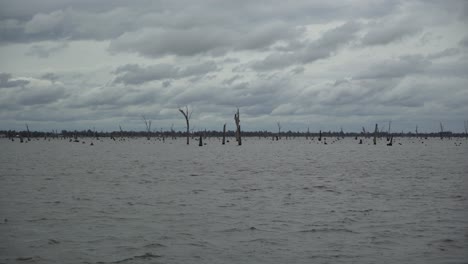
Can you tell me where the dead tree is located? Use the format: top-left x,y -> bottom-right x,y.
387,121 -> 392,141
119,125 -> 124,139
277,122 -> 282,140
318,130 -> 322,141
387,135 -> 393,146
440,122 -> 444,140
171,124 -> 176,140
93,127 -> 99,140
415,125 -> 419,138
179,106 -> 192,145
142,116 -> 152,140
306,126 -> 310,140
222,123 -> 226,145
234,108 -> 241,145
373,124 -> 378,145
25,123 -> 31,141
464,120 -> 468,139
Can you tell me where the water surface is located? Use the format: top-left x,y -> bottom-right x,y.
1,137 -> 467,263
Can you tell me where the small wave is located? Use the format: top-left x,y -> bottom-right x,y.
299,228 -> 355,233
218,227 -> 243,233
143,243 -> 166,248
100,252 -> 162,264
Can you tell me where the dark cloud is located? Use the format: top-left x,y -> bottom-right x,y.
17,85 -> 66,105
0,73 -> 29,88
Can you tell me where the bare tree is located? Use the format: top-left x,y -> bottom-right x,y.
387,120 -> 392,141
306,126 -> 310,140
415,125 -> 418,138
170,124 -> 175,140
25,123 -> 31,141
119,125 -> 124,139
234,108 -> 241,145
464,120 -> 468,139
318,130 -> 322,141
440,122 -> 444,140
222,123 -> 226,145
373,124 -> 378,145
277,122 -> 281,140
142,116 -> 152,140
179,106 -> 192,145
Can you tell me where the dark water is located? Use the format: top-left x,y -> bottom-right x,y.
1,137 -> 467,264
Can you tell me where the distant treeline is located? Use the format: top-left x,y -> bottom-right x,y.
0,129 -> 465,139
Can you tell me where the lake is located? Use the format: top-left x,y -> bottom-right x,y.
1,137 -> 467,263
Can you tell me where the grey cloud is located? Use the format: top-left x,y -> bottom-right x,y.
179,61 -> 218,76
459,35 -> 468,47
251,21 -> 361,71
109,27 -> 230,57
362,18 -> 421,46
17,86 -> 66,105
0,0 -> 396,44
114,64 -> 179,85
25,41 -> 68,58
108,22 -> 301,57
427,48 -> 460,60
354,55 -> 430,80
0,73 -> 29,88
113,61 -> 218,85
41,72 -> 59,82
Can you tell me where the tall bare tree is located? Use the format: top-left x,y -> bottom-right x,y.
387,120 -> 392,141
440,122 -> 444,140
464,120 -> 468,139
277,122 -> 281,140
234,108 -> 241,145
142,116 -> 152,140
222,123 -> 226,145
179,106 -> 192,145
373,124 -> 378,145
25,123 -> 31,141
170,124 -> 175,140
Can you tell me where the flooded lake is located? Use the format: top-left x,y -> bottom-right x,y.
1,137 -> 467,263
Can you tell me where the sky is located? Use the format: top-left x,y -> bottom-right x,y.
0,0 -> 467,133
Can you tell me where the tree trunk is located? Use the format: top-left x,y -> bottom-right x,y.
186,119 -> 189,145
179,106 -> 192,145
234,108 -> 241,146
222,123 -> 226,145
373,124 -> 378,145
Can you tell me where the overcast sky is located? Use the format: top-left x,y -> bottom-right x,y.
1,0 -> 467,133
